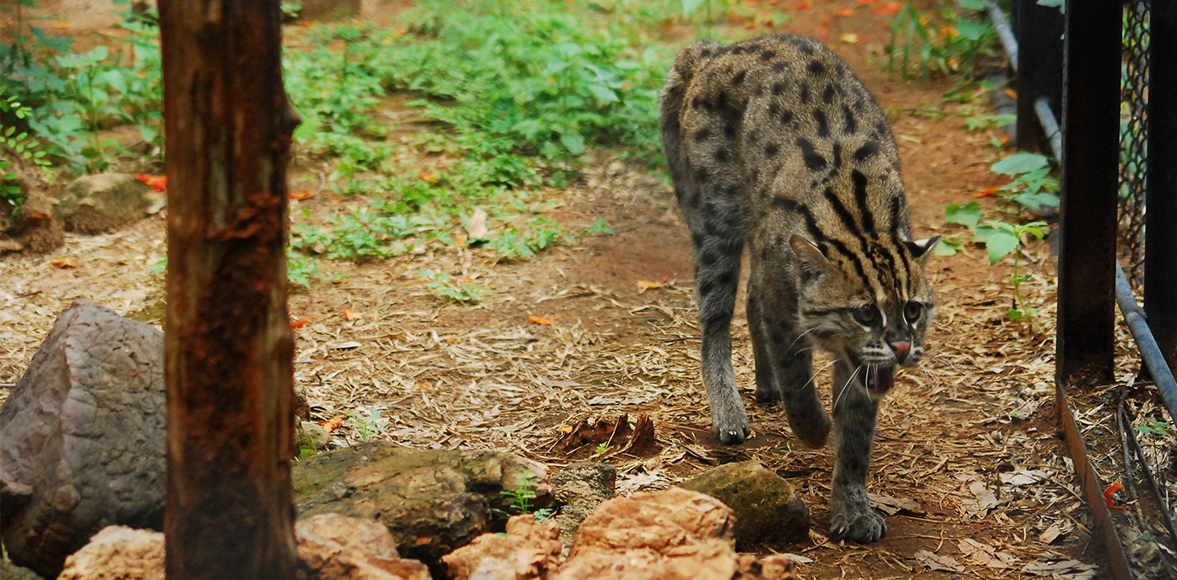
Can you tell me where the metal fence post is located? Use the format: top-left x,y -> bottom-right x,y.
1055,0 -> 1121,387
1147,1 -> 1177,375
1013,0 -> 1064,153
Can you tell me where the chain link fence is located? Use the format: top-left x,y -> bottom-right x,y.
1119,0 -> 1150,287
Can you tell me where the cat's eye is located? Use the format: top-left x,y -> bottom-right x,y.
852,305 -> 879,326
904,302 -> 925,322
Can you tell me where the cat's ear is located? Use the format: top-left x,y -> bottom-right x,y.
790,235 -> 829,280
905,236 -> 941,260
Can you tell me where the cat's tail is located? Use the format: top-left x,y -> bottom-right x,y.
660,41 -> 720,202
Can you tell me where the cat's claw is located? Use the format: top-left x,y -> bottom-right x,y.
713,421 -> 751,445
828,507 -> 887,543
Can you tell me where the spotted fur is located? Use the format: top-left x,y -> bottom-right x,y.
660,35 -> 938,544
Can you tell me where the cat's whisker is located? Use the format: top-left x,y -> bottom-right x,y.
832,363 -> 863,414
795,358 -> 838,393
786,327 -> 820,352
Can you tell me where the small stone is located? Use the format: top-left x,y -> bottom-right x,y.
680,460 -> 809,547
54,173 -> 162,234
301,421 -> 332,449
442,514 -> 562,580
550,461 -> 615,548
57,526 -> 165,580
296,513 -> 431,580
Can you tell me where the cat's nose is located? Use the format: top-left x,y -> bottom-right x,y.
890,341 -> 911,362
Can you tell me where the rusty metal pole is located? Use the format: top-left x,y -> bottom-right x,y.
1146,0 -> 1177,376
1055,0 -> 1120,387
158,1 -> 301,578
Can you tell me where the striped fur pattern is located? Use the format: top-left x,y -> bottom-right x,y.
660,35 -> 937,543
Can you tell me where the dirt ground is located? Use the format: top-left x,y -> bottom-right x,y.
0,2 -> 1110,579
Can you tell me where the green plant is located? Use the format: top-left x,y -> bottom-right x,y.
584,218 -> 614,235
990,152 -> 1059,214
347,408 -> 390,442
287,249 -> 321,289
944,201 -> 1047,324
498,470 -> 554,521
1,89 -> 51,210
887,0 -> 997,82
418,269 -> 490,303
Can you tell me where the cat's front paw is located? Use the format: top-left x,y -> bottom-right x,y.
829,503 -> 887,543
712,414 -> 751,445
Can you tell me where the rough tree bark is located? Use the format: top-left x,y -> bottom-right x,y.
158,2 -> 301,578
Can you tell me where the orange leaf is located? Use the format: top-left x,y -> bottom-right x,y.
559,425 -> 575,434
52,21 -> 74,29
872,1 -> 903,15
858,0 -> 879,4
795,0 -> 812,8
135,174 -> 168,192
51,257 -> 79,269
288,190 -> 313,200
344,309 -> 361,321
529,314 -> 555,325
975,185 -> 1001,198
1004,87 -> 1018,100
290,318 -> 311,328
835,7 -> 855,16
812,25 -> 830,42
317,416 -> 344,432
1103,481 -> 1128,510
637,279 -> 662,291
418,171 -> 439,183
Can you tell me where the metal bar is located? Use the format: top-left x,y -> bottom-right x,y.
1055,0 -> 1121,386
1056,383 -> 1134,580
1146,0 -> 1177,375
1014,0 -> 1042,151
1034,97 -> 1062,161
987,0 -> 1017,70
1115,262 -> 1177,427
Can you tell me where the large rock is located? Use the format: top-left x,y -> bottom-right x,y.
56,526 -> 164,580
442,514 -> 562,580
54,173 -> 162,234
550,462 -> 615,548
293,441 -> 552,572
0,300 -> 166,578
297,513 -> 431,580
680,460 -> 810,548
552,487 -> 738,580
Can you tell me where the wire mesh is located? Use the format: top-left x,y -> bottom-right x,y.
1119,0 -> 1149,287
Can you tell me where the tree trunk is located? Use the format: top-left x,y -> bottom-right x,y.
158,2 -> 301,578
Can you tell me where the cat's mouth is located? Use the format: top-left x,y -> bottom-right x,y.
866,366 -> 895,395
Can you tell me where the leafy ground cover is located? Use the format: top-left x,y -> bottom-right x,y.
0,0 -> 1125,578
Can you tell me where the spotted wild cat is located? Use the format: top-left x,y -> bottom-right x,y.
660,35 -> 938,543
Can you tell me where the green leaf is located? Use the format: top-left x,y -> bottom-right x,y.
945,201 -> 982,230
984,230 -> 1020,265
587,84 -> 619,104
682,0 -> 705,15
559,131 -> 585,155
991,152 -> 1050,176
957,0 -> 988,9
933,239 -> 963,256
1012,191 -> 1060,211
954,19 -> 990,41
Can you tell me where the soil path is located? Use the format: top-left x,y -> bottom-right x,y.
0,2 -> 1101,579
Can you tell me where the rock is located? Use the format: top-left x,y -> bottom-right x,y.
302,421 -> 332,450
54,173 -> 162,234
57,526 -> 164,580
442,514 -> 562,580
7,189 -> 64,254
0,301 -> 166,578
296,513 -> 431,580
552,487 -> 738,580
680,460 -> 810,548
734,554 -> 803,580
293,441 -> 552,573
550,462 -> 615,548
0,558 -> 44,580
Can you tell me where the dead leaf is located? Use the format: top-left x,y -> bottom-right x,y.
914,550 -> 965,573
1000,468 -> 1049,486
529,314 -> 555,325
840,33 -> 860,44
868,493 -> 925,516
418,170 -> 439,183
290,318 -> 311,328
1022,558 -> 1098,579
330,341 -> 363,350
466,208 -> 489,240
50,257 -> 79,269
960,479 -> 999,519
134,174 -> 168,192
317,416 -> 344,432
835,7 -> 855,16
872,1 -> 903,15
637,276 -> 669,292
344,309 -> 361,321
975,185 -> 1001,198
1039,520 -> 1072,544
957,538 -> 1018,569
288,190 -> 313,200
795,0 -> 812,8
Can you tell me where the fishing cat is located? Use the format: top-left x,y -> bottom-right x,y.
660,35 -> 938,543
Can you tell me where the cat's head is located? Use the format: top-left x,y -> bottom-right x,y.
789,234 -> 938,396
